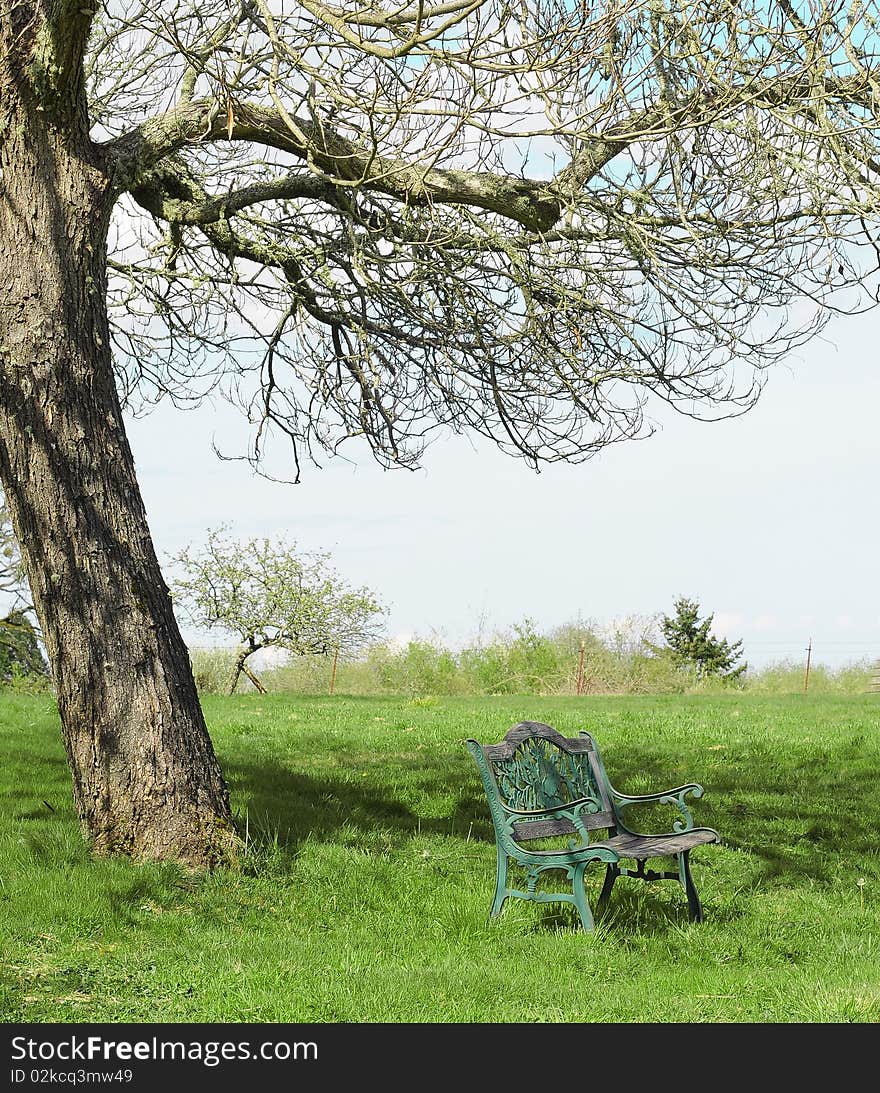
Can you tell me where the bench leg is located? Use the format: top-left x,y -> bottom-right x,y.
571,862 -> 595,932
596,863 -> 619,913
678,850 -> 703,923
490,845 -> 509,919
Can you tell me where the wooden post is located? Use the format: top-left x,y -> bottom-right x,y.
804,638 -> 812,693
576,640 -> 586,696
329,648 -> 339,695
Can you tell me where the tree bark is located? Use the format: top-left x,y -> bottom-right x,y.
227,647 -> 267,695
227,651 -> 248,697
0,83 -> 237,866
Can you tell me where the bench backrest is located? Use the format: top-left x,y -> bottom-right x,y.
467,721 -> 617,847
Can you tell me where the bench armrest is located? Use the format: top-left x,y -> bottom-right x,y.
498,795 -> 606,850
608,783 -> 705,833
498,794 -> 603,819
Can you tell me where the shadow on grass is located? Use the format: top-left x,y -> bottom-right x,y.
7,717 -> 876,915
536,886 -> 698,937
224,753 -> 493,858
224,733 -> 880,900
604,739 -> 880,886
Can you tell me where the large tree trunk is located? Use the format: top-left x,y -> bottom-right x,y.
0,71 -> 237,867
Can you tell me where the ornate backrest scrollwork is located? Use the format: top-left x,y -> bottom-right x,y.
467,722 -> 618,849
479,721 -> 611,814
492,736 -> 600,811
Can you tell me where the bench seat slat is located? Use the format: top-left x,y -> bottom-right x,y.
597,828 -> 720,858
511,812 -> 615,841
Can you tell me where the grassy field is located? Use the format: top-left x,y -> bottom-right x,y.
0,691 -> 878,1023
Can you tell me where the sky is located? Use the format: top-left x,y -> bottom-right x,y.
124,304 -> 880,672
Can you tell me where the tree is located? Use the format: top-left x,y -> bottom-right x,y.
660,597 -> 747,680
170,527 -> 385,695
0,609 -> 48,682
0,498 -> 28,608
3,2 -> 880,864
0,498 -> 47,681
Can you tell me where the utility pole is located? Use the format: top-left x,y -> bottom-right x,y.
804,638 -> 812,693
576,640 -> 586,696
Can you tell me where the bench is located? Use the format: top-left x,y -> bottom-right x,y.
466,721 -> 720,931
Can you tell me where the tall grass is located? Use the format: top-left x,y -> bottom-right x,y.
192,619 -> 875,698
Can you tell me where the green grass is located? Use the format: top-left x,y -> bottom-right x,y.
1,691 -> 878,1023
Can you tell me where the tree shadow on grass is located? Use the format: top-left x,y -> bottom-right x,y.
221,750 -> 729,938
222,752 -> 493,859
604,739 -> 880,887
12,727 -> 871,933
222,734 -> 880,895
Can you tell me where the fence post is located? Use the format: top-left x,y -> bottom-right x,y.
576,640 -> 586,696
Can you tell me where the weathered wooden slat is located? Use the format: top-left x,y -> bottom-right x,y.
597,828 -> 720,858
483,720 -> 595,760
511,811 -> 615,841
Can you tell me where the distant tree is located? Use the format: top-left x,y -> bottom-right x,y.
0,499 -> 28,608
0,501 -> 46,682
170,528 -> 386,695
0,609 -> 48,682
660,597 -> 746,680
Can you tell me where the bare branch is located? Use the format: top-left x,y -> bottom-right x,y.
107,99 -> 564,231
91,1 -> 880,480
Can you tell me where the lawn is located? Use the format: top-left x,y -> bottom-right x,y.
1,691 -> 878,1022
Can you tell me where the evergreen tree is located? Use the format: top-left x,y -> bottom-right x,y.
660,597 -> 746,680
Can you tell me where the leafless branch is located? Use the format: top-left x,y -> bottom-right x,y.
85,1 -> 880,478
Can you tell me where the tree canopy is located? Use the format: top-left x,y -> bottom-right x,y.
100,0 -> 880,478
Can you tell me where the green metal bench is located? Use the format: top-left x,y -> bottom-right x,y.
466,720 -> 720,931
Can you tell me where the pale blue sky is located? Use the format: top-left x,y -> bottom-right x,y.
125,306 -> 880,671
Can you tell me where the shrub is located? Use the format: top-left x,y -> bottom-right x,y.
191,624 -> 877,699
0,610 -> 48,684
743,658 -> 873,695
188,647 -> 238,694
